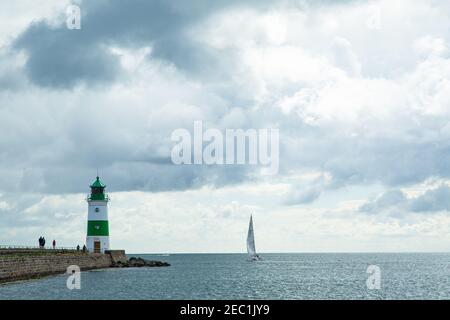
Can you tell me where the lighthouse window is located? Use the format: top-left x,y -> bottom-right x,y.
95,208 -> 99,212
92,187 -> 103,194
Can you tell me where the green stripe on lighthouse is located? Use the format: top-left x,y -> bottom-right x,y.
87,220 -> 109,236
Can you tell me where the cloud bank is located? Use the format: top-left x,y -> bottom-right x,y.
1,0 -> 450,251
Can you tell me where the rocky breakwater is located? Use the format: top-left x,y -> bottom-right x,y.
112,257 -> 170,268
105,250 -> 170,268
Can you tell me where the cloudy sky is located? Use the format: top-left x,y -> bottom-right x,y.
2,0 -> 450,253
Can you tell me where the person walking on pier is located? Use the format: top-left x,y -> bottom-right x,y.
52,239 -> 56,249
38,236 -> 46,248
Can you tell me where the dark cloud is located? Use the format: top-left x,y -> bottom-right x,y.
359,185 -> 450,214
0,83 -> 259,194
359,190 -> 406,213
14,21 -> 120,88
280,128 -> 450,190
12,0 -> 276,88
284,186 -> 322,205
409,184 -> 450,212
54,163 -> 252,194
2,0 -> 450,198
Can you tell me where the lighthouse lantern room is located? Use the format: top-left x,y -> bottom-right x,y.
86,176 -> 110,253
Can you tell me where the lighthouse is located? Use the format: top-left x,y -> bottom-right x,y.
86,176 -> 110,253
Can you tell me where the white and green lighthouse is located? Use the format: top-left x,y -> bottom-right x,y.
86,176 -> 110,253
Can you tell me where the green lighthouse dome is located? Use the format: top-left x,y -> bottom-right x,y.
90,176 -> 106,188
89,176 -> 108,201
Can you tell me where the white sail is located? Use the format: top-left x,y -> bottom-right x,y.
247,215 -> 257,257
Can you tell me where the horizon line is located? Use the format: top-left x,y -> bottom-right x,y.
126,251 -> 450,255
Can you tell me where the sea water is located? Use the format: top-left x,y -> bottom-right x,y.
1,253 -> 450,300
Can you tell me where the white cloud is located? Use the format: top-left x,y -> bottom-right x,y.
5,181 -> 450,252
2,0 -> 450,251
0,0 -> 71,48
413,36 -> 448,58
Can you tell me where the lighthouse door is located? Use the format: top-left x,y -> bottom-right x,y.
94,240 -> 101,253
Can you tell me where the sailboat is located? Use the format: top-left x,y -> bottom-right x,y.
247,215 -> 261,261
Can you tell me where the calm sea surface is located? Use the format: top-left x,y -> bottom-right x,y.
1,253 -> 450,299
